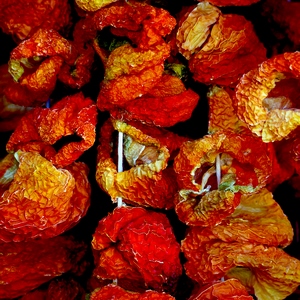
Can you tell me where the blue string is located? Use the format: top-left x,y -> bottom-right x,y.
46,99 -> 50,108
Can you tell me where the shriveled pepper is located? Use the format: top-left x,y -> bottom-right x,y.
182,227 -> 300,300
110,74 -> 200,127
6,92 -> 97,168
96,118 -> 187,209
173,130 -> 273,226
0,151 -> 90,241
234,51 -> 300,142
176,1 -> 266,87
92,206 -> 182,293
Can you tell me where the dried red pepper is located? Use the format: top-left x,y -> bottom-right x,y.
197,188 -> 294,247
176,2 -> 266,87
110,74 -> 200,127
0,0 -> 71,42
92,1 -> 176,110
6,92 -> 97,168
0,151 -> 90,241
92,206 -> 182,293
182,226 -> 300,299
5,29 -> 73,106
234,51 -> 300,142
92,1 -> 176,49
90,284 -> 175,300
0,235 -> 86,299
189,279 -> 253,300
97,43 -> 170,110
173,130 -> 273,226
96,118 -> 187,209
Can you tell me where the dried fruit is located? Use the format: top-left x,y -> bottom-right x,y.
96,118 -> 186,209
110,74 -> 200,127
176,2 -> 266,86
92,206 -> 182,293
6,92 -> 97,168
0,151 -> 90,241
235,51 -> 300,142
6,29 -> 73,106
173,130 -> 273,225
182,226 -> 300,300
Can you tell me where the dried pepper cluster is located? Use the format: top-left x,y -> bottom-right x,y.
1,0 -> 300,299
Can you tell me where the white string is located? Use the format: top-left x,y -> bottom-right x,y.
216,153 -> 221,187
117,131 -> 124,207
216,152 -> 224,283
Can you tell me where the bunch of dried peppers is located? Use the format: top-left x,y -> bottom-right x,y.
1,0 -> 300,299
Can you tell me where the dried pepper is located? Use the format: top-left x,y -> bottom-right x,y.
93,1 -> 176,110
0,235 -> 86,299
234,51 -> 300,142
0,0 -> 71,42
189,278 -> 253,300
182,227 -> 300,299
6,92 -> 97,168
0,151 -> 90,241
176,1 -> 266,87
90,284 -> 175,300
97,43 -> 170,110
92,206 -> 182,293
92,1 -> 176,49
197,188 -> 294,247
173,130 -> 273,226
96,118 -> 187,209
110,74 -> 200,127
5,29 -> 73,106
0,64 -> 31,132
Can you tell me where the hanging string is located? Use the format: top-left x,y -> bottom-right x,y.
117,131 -> 124,207
216,153 -> 221,187
216,152 -> 224,283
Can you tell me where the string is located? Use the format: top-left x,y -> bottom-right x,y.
117,131 -> 124,207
